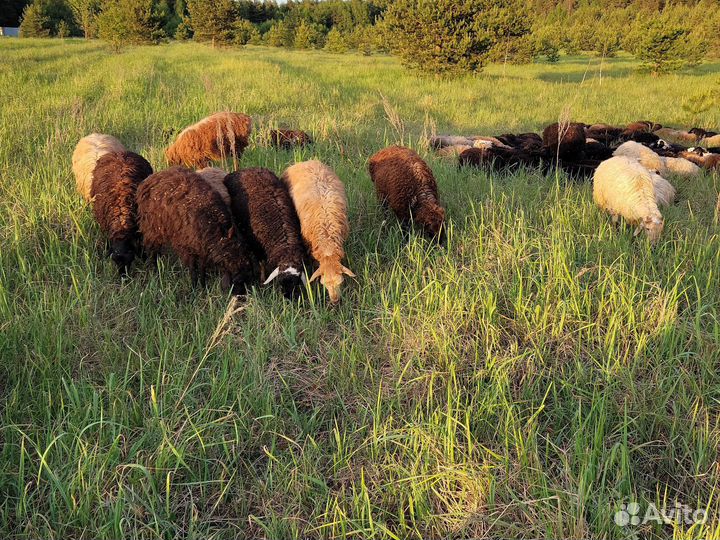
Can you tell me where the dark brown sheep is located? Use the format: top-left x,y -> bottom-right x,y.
91,151 -> 153,277
368,146 -> 445,242
583,139 -> 614,161
621,121 -> 662,143
224,168 -> 307,299
458,146 -> 538,171
496,132 -> 543,153
165,112 -> 252,168
584,124 -> 623,146
136,166 -> 254,294
270,129 -> 313,149
542,122 -> 587,160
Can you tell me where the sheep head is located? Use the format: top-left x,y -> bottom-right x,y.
263,265 -> 306,300
310,257 -> 355,304
634,214 -> 664,243
415,202 -> 446,244
110,238 -> 136,278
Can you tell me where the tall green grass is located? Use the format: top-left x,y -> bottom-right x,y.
1,39 -> 720,539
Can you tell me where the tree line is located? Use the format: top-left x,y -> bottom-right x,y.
13,0 -> 720,76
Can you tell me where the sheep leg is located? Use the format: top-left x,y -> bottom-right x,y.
198,262 -> 207,287
189,257 -> 199,287
611,214 -> 620,227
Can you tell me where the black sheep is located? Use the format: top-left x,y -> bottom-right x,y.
224,168 -> 307,299
542,122 -> 587,160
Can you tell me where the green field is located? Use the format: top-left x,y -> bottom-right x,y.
2,39 -> 720,539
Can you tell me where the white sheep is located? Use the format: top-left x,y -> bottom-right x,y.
72,133 -> 126,202
662,157 -> 701,178
613,141 -> 665,174
593,156 -> 676,243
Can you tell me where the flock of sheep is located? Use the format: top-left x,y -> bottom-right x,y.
72,111 -> 444,303
433,120 -> 719,241
73,111 -> 719,304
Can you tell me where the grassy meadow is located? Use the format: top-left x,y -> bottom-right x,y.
2,38 -> 720,539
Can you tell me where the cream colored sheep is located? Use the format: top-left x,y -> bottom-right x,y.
72,133 -> 126,202
436,144 -> 472,158
701,134 -> 720,148
653,128 -> 698,145
281,160 -> 354,303
662,157 -> 701,178
196,167 -> 231,206
593,156 -> 675,243
613,141 -> 665,174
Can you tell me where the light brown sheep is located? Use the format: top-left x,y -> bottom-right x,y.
165,112 -> 252,168
72,133 -> 126,202
593,156 -> 675,243
280,160 -> 354,303
196,167 -> 231,207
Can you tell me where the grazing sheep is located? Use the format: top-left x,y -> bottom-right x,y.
593,156 -> 675,243
72,133 -> 126,202
369,146 -> 446,242
270,129 -> 313,149
136,166 -> 254,293
613,141 -> 666,173
542,122 -> 587,160
165,112 -> 252,168
680,148 -> 720,171
224,168 -> 307,299
91,151 -> 153,277
281,160 -> 354,304
196,166 -> 231,206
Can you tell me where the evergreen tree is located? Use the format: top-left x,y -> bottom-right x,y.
67,0 -> 101,38
382,0 -> 530,76
636,21 -> 695,75
19,2 -> 50,36
293,19 -> 323,49
324,27 -> 348,53
97,0 -> 165,49
186,0 -> 235,44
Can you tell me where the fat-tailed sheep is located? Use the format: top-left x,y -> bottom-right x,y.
270,129 -> 313,149
281,160 -> 354,304
91,151 -> 153,277
72,133 -> 126,202
662,157 -> 701,177
542,122 -> 587,160
136,166 -> 254,293
593,155 -> 675,243
224,168 -> 307,299
369,146 -> 446,242
701,134 -> 720,149
165,112 -> 252,168
196,167 -> 231,206
653,128 -> 699,145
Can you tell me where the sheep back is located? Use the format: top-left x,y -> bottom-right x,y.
593,156 -> 667,242
165,112 -> 252,168
613,141 -> 666,174
91,151 -> 153,275
542,122 -> 586,159
369,145 -> 445,241
72,133 -> 126,202
136,166 -> 254,293
224,167 -> 307,298
281,160 -> 353,303
196,167 -> 231,207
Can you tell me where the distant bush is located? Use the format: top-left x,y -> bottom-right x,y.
97,0 -> 166,49
20,0 -> 79,37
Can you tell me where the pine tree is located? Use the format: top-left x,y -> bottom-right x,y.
382,0 -> 530,76
636,21 -> 693,76
97,0 -> 165,49
324,27 -> 348,53
19,2 -> 51,37
67,0 -> 101,38
186,0 -> 235,44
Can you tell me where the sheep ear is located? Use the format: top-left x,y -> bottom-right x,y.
301,272 -> 308,285
633,225 -> 643,237
309,268 -> 322,283
263,267 -> 280,285
341,265 -> 355,278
